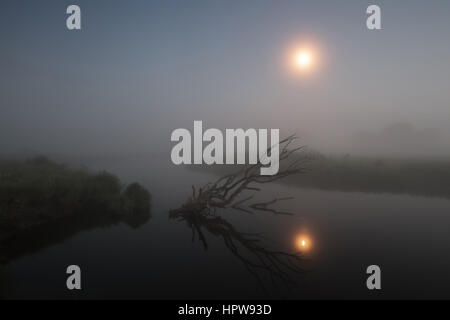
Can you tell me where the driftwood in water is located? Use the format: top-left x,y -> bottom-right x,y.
170,135 -> 307,289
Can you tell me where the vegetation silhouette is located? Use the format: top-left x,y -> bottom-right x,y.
196,150 -> 450,199
0,157 -> 152,264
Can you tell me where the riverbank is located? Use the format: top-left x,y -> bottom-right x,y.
192,152 -> 450,199
0,156 -> 151,263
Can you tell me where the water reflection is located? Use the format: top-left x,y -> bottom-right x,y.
295,234 -> 313,252
169,135 -> 307,291
0,200 -> 151,264
170,208 -> 305,290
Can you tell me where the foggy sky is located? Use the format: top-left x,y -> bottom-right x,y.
1,0 -> 450,157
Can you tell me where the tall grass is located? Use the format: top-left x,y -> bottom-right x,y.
0,156 -> 152,238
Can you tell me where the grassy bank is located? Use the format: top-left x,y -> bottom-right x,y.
0,156 -> 151,262
193,152 -> 450,199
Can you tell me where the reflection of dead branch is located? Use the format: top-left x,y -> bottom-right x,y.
170,211 -> 305,288
169,135 -> 306,289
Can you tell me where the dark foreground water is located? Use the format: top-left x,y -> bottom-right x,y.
2,155 -> 450,299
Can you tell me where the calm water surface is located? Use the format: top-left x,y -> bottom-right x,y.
2,155 -> 450,299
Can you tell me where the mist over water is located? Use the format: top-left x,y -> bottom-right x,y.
2,156 -> 450,299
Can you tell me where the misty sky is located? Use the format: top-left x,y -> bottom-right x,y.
1,0 -> 450,156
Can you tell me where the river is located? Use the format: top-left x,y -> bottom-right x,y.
2,154 -> 450,299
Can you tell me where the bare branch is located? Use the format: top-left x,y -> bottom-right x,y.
168,134 -> 307,290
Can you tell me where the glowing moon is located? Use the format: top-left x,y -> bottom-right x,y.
295,51 -> 312,68
284,42 -> 323,76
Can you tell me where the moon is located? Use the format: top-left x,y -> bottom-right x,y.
295,50 -> 312,69
284,41 -> 323,76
